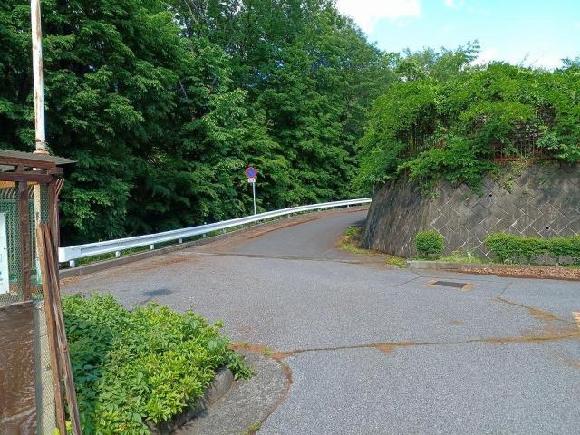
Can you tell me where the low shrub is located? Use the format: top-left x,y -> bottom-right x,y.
484,233 -> 580,264
63,294 -> 252,434
415,230 -> 445,259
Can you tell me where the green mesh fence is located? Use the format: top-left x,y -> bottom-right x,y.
0,182 -> 57,431
0,184 -> 49,307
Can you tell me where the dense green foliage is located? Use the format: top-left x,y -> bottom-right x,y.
356,49 -> 580,192
484,233 -> 580,265
2,1 -> 577,243
63,294 -> 251,433
415,230 -> 445,259
0,0 -> 392,244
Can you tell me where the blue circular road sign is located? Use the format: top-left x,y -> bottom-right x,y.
245,166 -> 257,178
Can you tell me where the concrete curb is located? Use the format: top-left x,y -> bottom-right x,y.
407,260 -> 469,271
148,368 -> 234,434
408,260 -> 580,281
175,351 -> 291,435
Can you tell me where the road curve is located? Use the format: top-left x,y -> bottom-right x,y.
63,208 -> 580,434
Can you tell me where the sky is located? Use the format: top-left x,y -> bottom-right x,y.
335,0 -> 580,69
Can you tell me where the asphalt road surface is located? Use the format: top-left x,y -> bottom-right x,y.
63,208 -> 580,434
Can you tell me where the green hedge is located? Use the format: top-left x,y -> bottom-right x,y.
415,230 -> 445,259
63,294 -> 251,434
484,233 -> 580,264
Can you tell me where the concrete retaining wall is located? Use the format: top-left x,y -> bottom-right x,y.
362,163 -> 579,258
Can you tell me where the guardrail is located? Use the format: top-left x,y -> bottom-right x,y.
59,198 -> 372,266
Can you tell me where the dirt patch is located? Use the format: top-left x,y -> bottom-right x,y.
528,307 -> 561,322
371,342 -> 417,354
495,296 -> 566,323
230,342 -> 290,362
491,296 -> 580,346
373,343 -> 397,354
456,264 -> 580,281
480,328 -> 580,345
129,254 -> 192,271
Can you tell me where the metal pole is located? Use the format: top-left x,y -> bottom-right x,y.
252,181 -> 257,215
31,0 -> 48,154
31,0 -> 46,279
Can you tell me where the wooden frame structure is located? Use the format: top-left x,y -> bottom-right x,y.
0,149 -> 72,299
0,149 -> 80,434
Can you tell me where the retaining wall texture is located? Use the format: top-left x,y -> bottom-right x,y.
362,163 -> 579,258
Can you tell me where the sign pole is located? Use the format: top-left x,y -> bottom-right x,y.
252,181 -> 257,215
245,166 -> 258,215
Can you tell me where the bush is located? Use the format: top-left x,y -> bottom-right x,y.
415,230 -> 445,258
484,233 -> 580,264
63,294 -> 252,434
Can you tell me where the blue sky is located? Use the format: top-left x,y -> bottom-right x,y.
336,0 -> 580,69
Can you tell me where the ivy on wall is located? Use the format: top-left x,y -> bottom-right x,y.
356,58 -> 580,193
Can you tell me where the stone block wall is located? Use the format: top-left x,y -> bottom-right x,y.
362,163 -> 579,258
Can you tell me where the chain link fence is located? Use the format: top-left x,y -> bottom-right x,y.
0,182 -> 56,432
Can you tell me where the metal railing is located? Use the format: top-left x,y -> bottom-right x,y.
59,198 -> 372,266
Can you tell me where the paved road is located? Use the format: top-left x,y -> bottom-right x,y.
64,208 -> 580,434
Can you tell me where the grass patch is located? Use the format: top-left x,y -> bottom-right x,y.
243,421 -> 262,434
340,226 -> 407,267
63,294 -> 252,433
339,226 -> 369,255
385,255 -> 408,267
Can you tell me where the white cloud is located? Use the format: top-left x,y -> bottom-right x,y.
335,0 -> 421,33
523,53 -> 565,70
473,48 -> 498,65
444,0 -> 465,8
473,47 -> 563,70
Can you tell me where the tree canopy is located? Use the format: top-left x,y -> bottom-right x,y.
1,0 -> 393,243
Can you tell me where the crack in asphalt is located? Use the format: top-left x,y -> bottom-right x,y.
237,329 -> 580,361
497,281 -> 513,297
394,275 -> 423,287
493,295 -> 574,325
234,295 -> 580,362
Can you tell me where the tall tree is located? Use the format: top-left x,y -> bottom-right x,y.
1,0 -> 395,243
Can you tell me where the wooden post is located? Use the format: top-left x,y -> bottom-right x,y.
41,225 -> 82,434
36,226 -> 66,434
18,181 -> 32,299
47,180 -> 59,253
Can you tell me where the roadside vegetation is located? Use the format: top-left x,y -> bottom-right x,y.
63,294 -> 251,433
485,233 -> 580,265
344,227 -> 579,269
339,226 -> 406,267
415,230 -> 445,259
412,230 -> 579,267
339,226 -> 370,256
355,53 -> 579,193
